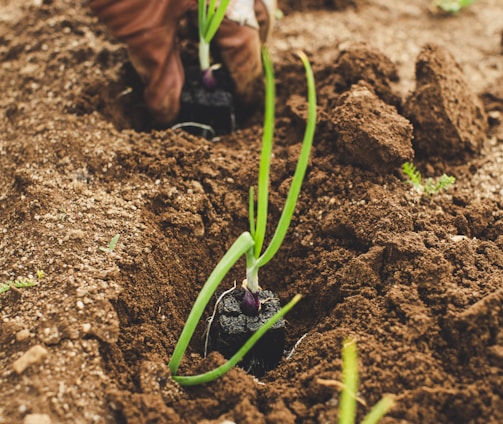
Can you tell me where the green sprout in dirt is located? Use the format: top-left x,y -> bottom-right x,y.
0,271 -> 44,294
168,48 -> 317,386
403,162 -> 455,196
99,234 -> 120,253
198,0 -> 231,87
431,0 -> 476,14
320,339 -> 395,424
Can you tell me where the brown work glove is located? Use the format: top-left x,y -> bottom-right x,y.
89,0 -> 276,124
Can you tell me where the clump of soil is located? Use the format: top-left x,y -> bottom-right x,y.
320,42 -> 401,109
404,43 -> 488,159
331,80 -> 414,172
1,1 -> 503,423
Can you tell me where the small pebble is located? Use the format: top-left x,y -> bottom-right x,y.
24,413 -> 51,424
12,345 -> 48,374
68,229 -> 85,240
16,329 -> 31,342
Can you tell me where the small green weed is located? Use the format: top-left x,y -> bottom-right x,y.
99,234 -> 120,253
0,270 -> 44,294
403,162 -> 455,196
432,0 -> 476,14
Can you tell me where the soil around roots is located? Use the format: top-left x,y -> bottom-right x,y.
1,0 -> 503,423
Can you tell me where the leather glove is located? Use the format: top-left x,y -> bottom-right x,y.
89,0 -> 276,124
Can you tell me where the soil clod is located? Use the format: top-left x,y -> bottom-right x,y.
404,43 -> 488,159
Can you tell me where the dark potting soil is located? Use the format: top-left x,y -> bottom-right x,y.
177,66 -> 236,138
208,288 -> 286,377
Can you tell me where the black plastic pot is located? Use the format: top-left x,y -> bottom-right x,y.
176,66 -> 236,139
208,288 -> 286,377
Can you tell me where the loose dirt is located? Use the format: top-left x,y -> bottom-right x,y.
1,0 -> 502,423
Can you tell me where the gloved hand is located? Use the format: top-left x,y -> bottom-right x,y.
89,0 -> 276,124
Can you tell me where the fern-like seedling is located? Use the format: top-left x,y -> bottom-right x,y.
423,174 -> 456,195
403,162 -> 455,196
402,162 -> 422,190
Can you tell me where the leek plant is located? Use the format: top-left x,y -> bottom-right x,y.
167,48 -> 317,385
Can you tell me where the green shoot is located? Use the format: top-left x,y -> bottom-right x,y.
339,339 -> 395,424
403,162 -> 455,196
99,233 -> 120,253
252,46 -> 276,259
432,0 -> 476,14
361,397 -> 396,424
198,0 -> 231,71
339,339 -> 359,424
168,49 -> 317,385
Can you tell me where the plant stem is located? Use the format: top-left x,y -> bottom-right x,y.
197,0 -> 231,71
245,250 -> 259,293
361,396 -> 395,424
199,36 -> 211,71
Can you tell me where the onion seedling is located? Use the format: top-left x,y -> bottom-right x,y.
198,0 -> 231,88
177,0 -> 234,136
168,48 -> 317,385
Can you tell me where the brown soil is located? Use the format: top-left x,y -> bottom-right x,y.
1,0 -> 503,423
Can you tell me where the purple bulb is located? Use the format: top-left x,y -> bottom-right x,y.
202,68 -> 217,91
242,289 -> 261,316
